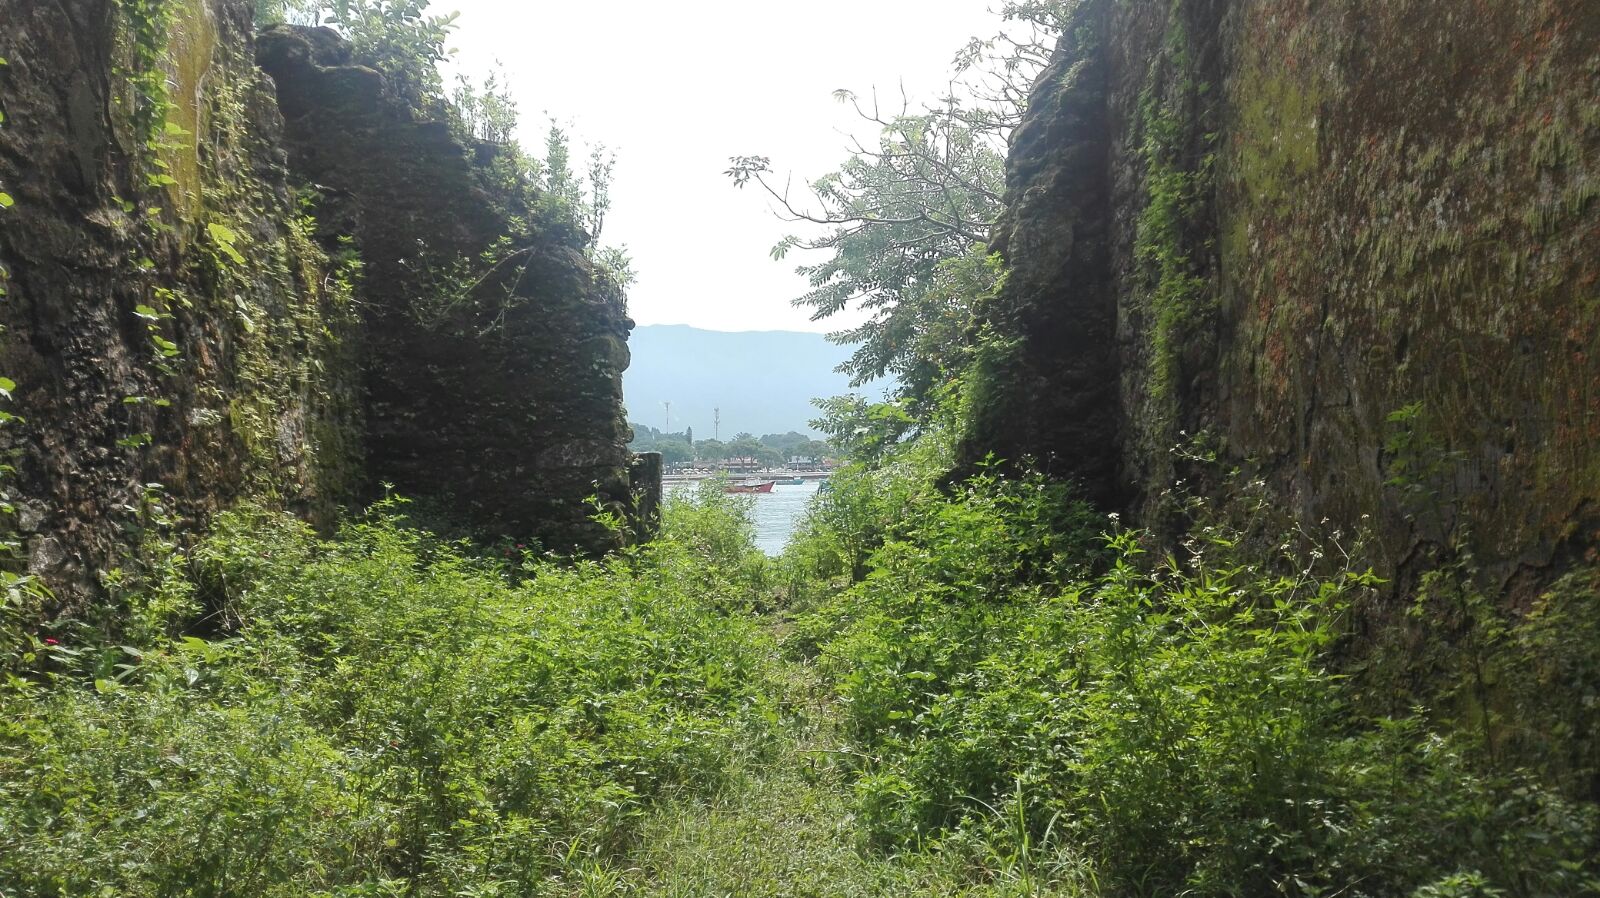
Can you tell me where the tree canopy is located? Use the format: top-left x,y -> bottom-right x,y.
727,2 -> 1069,421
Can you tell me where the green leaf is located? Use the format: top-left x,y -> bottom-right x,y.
206,222 -> 246,265
134,304 -> 160,321
0,377 -> 14,400
0,193 -> 13,209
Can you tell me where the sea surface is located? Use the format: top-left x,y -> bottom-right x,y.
668,479 -> 823,556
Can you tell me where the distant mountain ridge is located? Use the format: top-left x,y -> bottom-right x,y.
623,324 -> 887,439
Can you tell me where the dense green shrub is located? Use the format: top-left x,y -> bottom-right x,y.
792,460 -> 1600,897
659,478 -> 771,606
779,403 -> 984,596
4,421 -> 1596,897
0,495 -> 779,895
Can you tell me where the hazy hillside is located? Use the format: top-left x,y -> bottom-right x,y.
623,324 -> 888,438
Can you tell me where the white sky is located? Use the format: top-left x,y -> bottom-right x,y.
444,0 -> 1006,333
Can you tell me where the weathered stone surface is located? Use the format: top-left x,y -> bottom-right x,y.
1209,0 -> 1600,598
0,0 -> 362,607
257,25 -> 636,553
961,0 -> 1122,507
976,0 -> 1600,595
0,4 -> 640,607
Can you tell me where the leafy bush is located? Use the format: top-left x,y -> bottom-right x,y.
780,398 -> 974,591
0,494 -> 779,895
793,467 -> 1600,897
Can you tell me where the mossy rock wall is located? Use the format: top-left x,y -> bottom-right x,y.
0,3 -> 638,606
0,0 -> 363,606
257,26 -> 636,554
1214,0 -> 1599,594
975,0 -> 1600,594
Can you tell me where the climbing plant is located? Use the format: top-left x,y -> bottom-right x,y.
111,0 -> 181,185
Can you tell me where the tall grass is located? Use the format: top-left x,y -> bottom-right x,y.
785,457 -> 1600,897
4,461 -> 1597,897
0,491 -> 779,896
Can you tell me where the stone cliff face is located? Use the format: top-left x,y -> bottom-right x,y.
0,1 -> 639,605
972,0 -> 1600,595
0,0 -> 363,604
967,3 -> 1119,508
257,26 -> 637,553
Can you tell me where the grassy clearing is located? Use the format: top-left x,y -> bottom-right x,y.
626,660 -> 1098,898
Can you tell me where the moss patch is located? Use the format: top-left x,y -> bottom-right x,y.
159,0 -> 216,227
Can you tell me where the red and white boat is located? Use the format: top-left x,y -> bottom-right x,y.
724,480 -> 776,494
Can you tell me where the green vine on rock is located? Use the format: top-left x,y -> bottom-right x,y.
0,53 -> 52,657
1132,2 -> 1218,409
111,0 -> 179,186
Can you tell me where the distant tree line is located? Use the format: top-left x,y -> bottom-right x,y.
628,425 -> 834,468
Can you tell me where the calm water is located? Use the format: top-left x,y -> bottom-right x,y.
669,479 -> 823,556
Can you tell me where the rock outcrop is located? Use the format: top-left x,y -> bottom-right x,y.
0,0 -> 363,605
0,1 -> 641,606
257,25 -> 637,553
971,0 -> 1600,595
965,2 -> 1119,507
